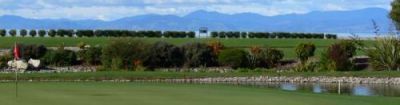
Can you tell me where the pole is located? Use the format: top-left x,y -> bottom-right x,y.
15,68 -> 18,98
338,80 -> 341,95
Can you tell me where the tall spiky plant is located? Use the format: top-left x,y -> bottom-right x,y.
367,36 -> 400,71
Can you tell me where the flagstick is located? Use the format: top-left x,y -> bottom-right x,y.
14,42 -> 18,98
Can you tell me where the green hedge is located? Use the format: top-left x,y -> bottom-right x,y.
212,31 -> 336,39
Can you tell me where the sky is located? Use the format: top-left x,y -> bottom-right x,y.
0,0 -> 394,21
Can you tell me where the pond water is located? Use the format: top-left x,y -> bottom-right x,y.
207,82 -> 400,97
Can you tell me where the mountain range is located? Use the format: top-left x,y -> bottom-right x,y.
0,8 -> 392,33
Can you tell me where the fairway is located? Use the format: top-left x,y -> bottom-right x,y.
0,82 -> 398,105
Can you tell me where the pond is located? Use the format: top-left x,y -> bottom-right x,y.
211,82 -> 400,97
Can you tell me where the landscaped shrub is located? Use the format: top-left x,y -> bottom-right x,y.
247,46 -> 264,68
101,39 -> 149,70
143,41 -> 184,69
248,47 -> 284,68
29,30 -> 37,37
38,30 -> 46,37
182,42 -> 217,67
263,48 -> 284,68
366,36 -> 400,71
78,46 -> 102,65
207,40 -> 225,55
320,42 -> 355,71
12,44 -> 48,60
41,47 -> 77,66
0,53 -> 12,69
295,43 -> 316,64
48,29 -> 56,37
218,49 -> 248,69
0,29 -> 6,37
20,29 -> 27,37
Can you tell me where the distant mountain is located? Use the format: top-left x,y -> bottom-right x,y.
0,8 -> 391,33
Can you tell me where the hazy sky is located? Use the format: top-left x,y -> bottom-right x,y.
0,0 -> 393,20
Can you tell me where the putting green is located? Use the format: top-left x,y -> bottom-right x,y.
0,82 -> 398,105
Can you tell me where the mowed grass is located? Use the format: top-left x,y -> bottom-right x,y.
0,82 -> 398,105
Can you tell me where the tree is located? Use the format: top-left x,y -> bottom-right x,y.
295,43 -> 316,64
48,29 -> 56,37
391,0 -> 400,29
20,29 -> 27,37
29,29 -> 37,37
38,30 -> 46,37
0,29 -> 6,37
9,29 -> 16,37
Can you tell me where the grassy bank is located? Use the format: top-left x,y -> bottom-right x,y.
0,82 -> 398,105
1,71 -> 400,81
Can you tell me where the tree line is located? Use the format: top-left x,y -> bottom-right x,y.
0,29 -> 337,39
211,31 -> 337,39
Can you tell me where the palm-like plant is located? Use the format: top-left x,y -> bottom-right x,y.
367,36 -> 400,71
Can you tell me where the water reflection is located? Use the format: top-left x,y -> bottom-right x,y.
216,82 -> 400,97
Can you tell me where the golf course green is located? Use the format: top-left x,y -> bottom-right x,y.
0,82 -> 398,105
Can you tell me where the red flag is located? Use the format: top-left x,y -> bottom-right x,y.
14,43 -> 20,60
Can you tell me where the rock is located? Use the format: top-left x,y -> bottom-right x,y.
15,60 -> 28,70
7,60 -> 28,70
28,59 -> 42,68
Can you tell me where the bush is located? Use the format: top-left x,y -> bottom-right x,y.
29,30 -> 37,37
12,44 -> 47,60
295,43 -> 316,64
78,46 -> 102,65
143,41 -> 184,69
38,30 -> 46,37
218,49 -> 248,69
247,47 -> 284,68
20,29 -> 27,37
182,42 -> 217,67
320,42 -> 355,71
263,48 -> 284,68
207,40 -> 225,55
0,29 -> 6,37
0,53 -> 12,69
101,39 -> 149,70
41,48 -> 77,66
367,36 -> 400,71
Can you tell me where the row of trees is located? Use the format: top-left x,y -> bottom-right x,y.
0,29 -> 337,39
211,31 -> 337,39
0,29 -> 196,38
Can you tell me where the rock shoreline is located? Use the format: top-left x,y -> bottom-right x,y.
1,76 -> 400,84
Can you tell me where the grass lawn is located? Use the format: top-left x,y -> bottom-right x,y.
1,71 -> 400,81
0,37 -> 341,48
0,82 -> 398,105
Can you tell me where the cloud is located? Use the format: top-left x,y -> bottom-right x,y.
0,0 -> 393,20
